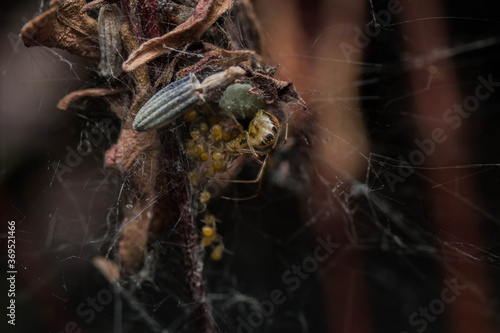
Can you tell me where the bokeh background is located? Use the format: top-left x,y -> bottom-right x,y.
2,1 -> 500,332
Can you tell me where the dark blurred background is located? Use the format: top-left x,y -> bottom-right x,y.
2,1 -> 500,333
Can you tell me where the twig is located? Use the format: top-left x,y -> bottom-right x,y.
160,126 -> 215,333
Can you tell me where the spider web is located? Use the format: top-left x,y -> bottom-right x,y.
2,1 -> 500,333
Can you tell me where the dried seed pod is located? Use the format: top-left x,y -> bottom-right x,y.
133,74 -> 203,131
98,4 -> 125,77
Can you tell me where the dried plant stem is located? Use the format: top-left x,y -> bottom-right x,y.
160,126 -> 215,333
145,0 -> 214,328
21,0 -> 280,330
127,1 -> 215,330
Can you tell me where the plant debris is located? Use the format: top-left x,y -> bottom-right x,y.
21,0 -> 306,331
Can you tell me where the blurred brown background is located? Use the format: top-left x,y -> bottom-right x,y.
2,1 -> 500,332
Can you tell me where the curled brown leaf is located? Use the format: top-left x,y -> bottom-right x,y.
20,0 -> 99,60
122,0 -> 233,72
57,87 -> 127,110
176,48 -> 254,76
81,0 -> 119,13
242,67 -> 307,107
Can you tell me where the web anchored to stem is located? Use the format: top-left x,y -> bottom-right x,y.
20,0 -> 305,331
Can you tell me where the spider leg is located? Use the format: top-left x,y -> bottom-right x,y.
227,154 -> 267,184
282,117 -> 289,144
237,148 -> 264,162
244,131 -> 260,158
223,111 -> 260,158
217,111 -> 286,200
273,115 -> 289,150
225,109 -> 245,132
221,154 -> 269,201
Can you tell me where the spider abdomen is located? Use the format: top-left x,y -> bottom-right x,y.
248,110 -> 279,149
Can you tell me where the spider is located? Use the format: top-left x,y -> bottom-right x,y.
133,66 -> 288,200
218,109 -> 288,200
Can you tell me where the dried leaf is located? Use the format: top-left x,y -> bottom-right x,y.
57,87 -> 127,110
176,48 -> 254,76
21,0 -> 99,60
133,0 -> 162,39
244,67 -> 307,107
104,138 -> 155,274
81,0 -> 119,13
118,199 -> 153,273
225,0 -> 262,52
122,0 -> 233,72
103,100 -> 167,274
119,23 -> 151,96
159,1 -> 194,26
93,256 -> 121,282
98,4 -> 126,77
